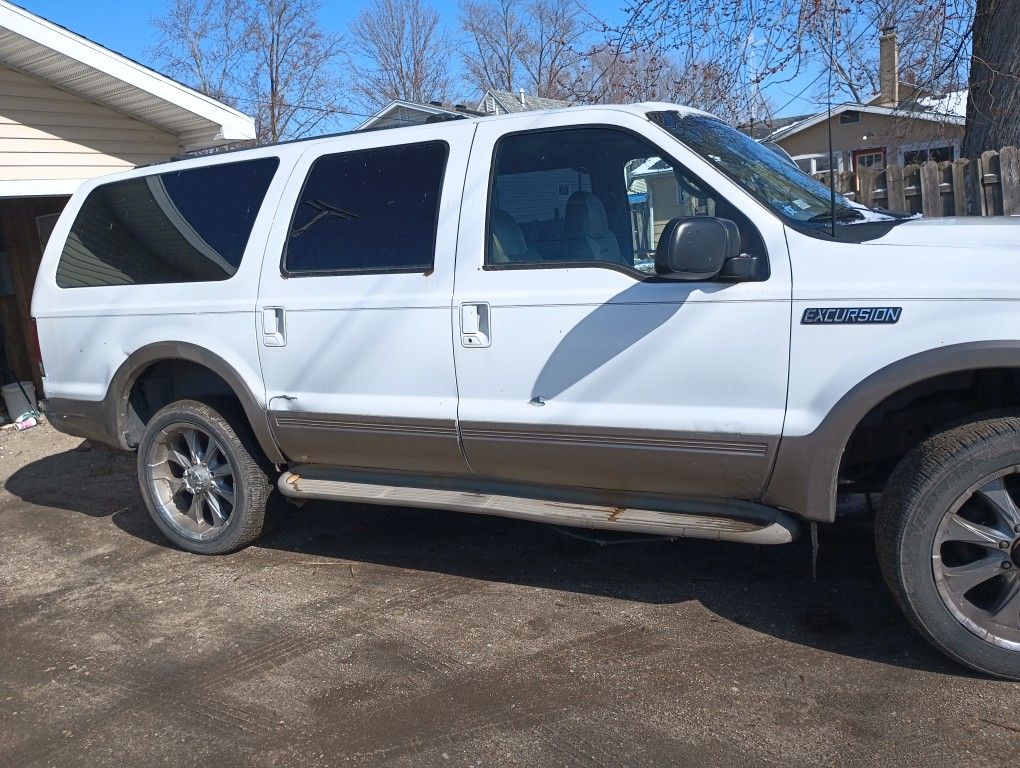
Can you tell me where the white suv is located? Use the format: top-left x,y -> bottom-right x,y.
32,102 -> 1020,679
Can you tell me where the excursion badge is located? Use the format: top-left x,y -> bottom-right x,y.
801,307 -> 902,325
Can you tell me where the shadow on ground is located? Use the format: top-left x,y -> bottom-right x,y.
6,446 -> 965,678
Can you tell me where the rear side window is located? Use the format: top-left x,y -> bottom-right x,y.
284,141 -> 448,275
56,157 -> 278,288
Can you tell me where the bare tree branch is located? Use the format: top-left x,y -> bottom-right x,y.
350,0 -> 454,108
459,0 -> 527,93
151,0 -> 348,144
150,0 -> 252,106
519,0 -> 588,98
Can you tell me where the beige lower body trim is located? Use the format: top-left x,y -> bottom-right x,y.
268,412 -> 470,475
268,412 -> 779,500
459,422 -> 777,498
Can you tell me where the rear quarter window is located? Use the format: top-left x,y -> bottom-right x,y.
55,157 -> 279,288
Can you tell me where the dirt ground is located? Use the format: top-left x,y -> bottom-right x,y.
1,422 -> 1019,767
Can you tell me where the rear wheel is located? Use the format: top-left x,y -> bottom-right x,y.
878,417 -> 1020,679
137,399 -> 271,554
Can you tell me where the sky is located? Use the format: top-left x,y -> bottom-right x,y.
13,0 -> 825,121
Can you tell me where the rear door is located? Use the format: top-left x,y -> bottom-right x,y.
256,122 -> 475,476
451,112 -> 792,499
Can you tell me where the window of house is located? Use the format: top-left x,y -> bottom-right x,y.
56,157 -> 279,288
853,149 -> 886,170
793,153 -> 843,177
839,110 -> 861,124
486,126 -> 758,277
814,154 -> 837,173
284,141 -> 448,275
903,146 -> 955,165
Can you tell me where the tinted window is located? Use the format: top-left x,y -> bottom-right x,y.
284,141 -> 448,274
487,127 -> 737,275
56,157 -> 278,288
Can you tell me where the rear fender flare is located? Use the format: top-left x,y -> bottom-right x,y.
104,341 -> 284,465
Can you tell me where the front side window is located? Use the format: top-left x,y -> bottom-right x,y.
284,141 -> 448,275
56,157 -> 279,288
487,127 -> 749,276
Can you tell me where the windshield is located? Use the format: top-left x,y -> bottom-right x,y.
653,110 -> 867,225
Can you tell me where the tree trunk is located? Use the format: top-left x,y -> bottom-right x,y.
962,0 -> 1020,157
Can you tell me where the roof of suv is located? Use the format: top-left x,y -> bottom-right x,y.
473,101 -> 708,123
311,101 -> 711,144
127,102 -> 712,170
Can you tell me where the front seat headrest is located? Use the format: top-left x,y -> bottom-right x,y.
489,208 -> 530,263
565,191 -> 611,239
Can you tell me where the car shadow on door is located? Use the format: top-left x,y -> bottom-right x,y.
529,279 -> 728,400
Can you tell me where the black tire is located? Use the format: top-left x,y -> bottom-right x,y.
878,416 -> 1020,679
137,399 -> 271,555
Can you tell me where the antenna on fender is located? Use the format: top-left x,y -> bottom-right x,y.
826,0 -> 838,238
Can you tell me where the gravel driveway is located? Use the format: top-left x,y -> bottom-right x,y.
1,423 -> 1018,767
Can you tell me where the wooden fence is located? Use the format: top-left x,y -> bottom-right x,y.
812,146 -> 1020,218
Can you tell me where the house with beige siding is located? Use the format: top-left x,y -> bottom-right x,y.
0,0 -> 253,402
761,28 -> 965,177
767,100 -> 965,177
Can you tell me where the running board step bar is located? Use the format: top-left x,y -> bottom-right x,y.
277,469 -> 799,545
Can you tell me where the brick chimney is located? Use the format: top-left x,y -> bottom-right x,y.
879,26 -> 899,106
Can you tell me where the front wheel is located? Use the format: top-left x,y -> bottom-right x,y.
878,417 -> 1020,679
137,399 -> 271,554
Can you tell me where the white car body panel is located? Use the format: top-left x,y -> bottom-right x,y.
450,109 -> 792,497
785,220 -> 1020,437
29,100 -> 1020,521
32,145 -> 295,408
253,121 -> 476,474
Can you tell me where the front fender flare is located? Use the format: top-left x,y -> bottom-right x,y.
764,341 -> 1020,522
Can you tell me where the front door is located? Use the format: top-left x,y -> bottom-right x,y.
451,114 -> 792,499
256,122 -> 475,476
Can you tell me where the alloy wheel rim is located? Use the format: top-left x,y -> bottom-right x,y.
145,423 -> 236,541
932,466 -> 1020,650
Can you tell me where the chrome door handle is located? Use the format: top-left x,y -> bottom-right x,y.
460,302 -> 491,348
262,306 -> 286,347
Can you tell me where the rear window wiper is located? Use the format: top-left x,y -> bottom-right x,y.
291,199 -> 361,236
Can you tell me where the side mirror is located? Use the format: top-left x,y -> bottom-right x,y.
655,217 -> 741,280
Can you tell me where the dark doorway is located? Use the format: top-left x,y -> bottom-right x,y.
0,196 -> 69,394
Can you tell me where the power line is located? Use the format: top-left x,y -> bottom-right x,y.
772,70 -> 827,116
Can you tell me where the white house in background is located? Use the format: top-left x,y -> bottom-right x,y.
0,0 -> 254,395
358,89 -> 571,130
